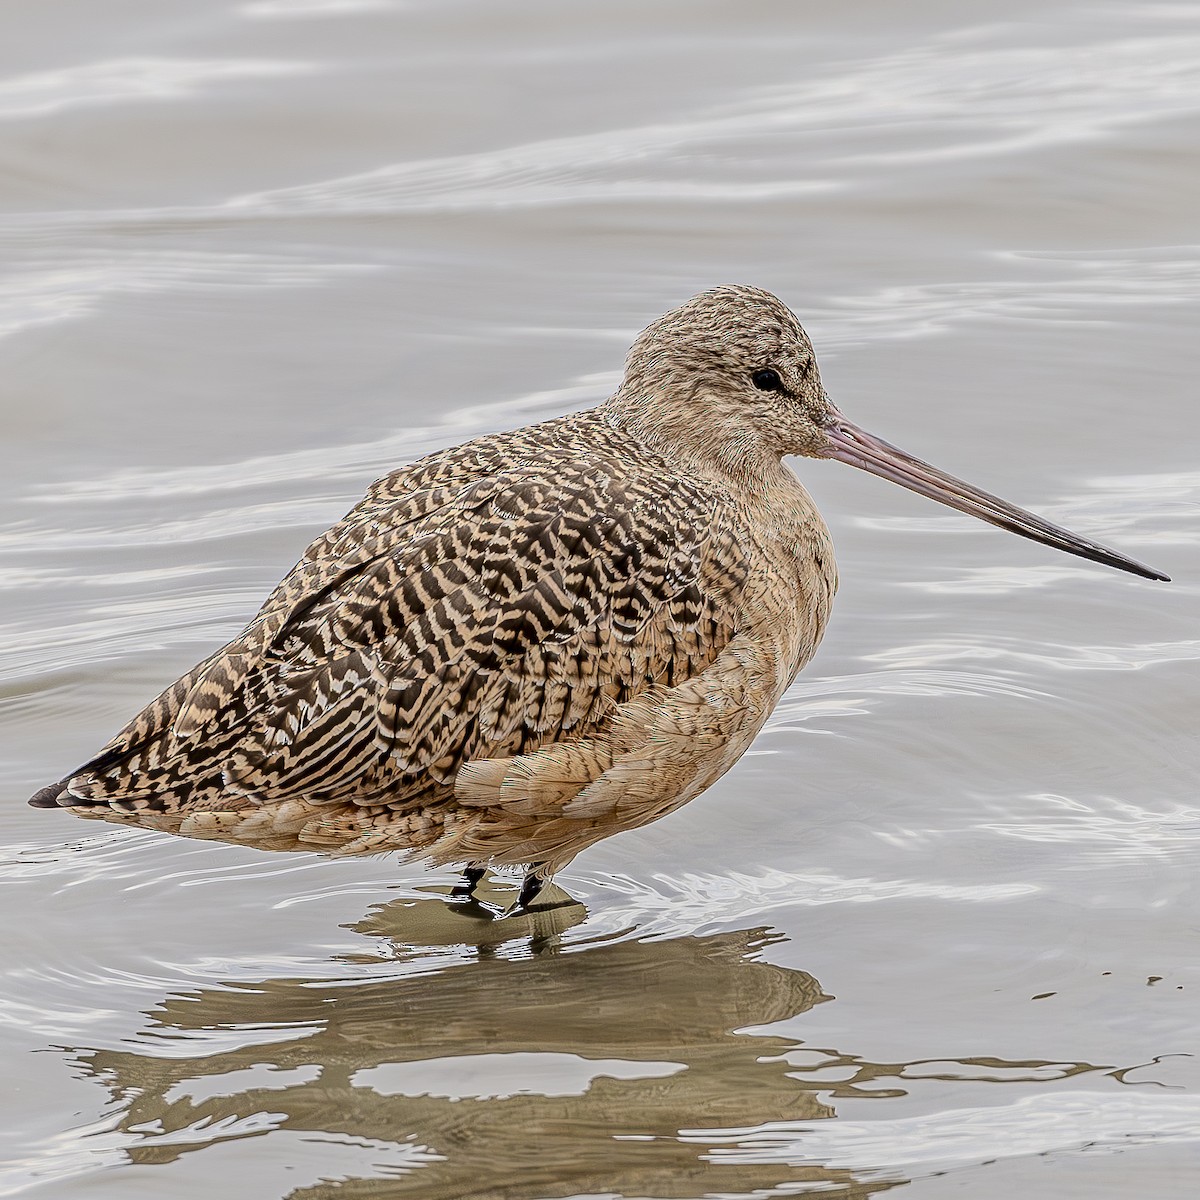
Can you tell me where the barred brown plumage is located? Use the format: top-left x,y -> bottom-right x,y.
30,285 -> 1166,911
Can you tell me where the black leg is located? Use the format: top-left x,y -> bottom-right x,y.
514,871 -> 546,911
451,865 -> 486,898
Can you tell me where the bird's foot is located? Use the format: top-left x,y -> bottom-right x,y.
449,865 -> 486,900
447,864 -> 563,918
504,869 -> 549,917
516,872 -> 545,909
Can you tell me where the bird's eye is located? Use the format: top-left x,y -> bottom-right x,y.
751,368 -> 783,392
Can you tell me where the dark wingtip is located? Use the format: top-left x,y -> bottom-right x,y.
28,782 -> 69,808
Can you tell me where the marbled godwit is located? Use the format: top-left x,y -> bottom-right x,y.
30,286 -> 1168,910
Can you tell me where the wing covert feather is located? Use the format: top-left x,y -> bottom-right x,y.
65,432 -> 749,816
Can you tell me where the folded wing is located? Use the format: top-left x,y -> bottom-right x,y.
43,434 -> 749,846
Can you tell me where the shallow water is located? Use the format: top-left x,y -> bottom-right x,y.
2,1 -> 1198,1196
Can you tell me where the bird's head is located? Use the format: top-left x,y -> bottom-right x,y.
616,284 -> 837,466
612,285 -> 1168,582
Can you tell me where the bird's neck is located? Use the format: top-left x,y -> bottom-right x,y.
601,391 -> 786,495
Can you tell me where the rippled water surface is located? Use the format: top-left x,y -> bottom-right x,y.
2,2 -> 1198,1196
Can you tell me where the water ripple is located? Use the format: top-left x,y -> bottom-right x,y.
0,589 -> 260,683
213,27 -> 1200,216
819,247 -> 1200,347
562,867 -> 1036,944
870,636 -> 1200,673
0,17 -> 1194,231
981,793 -> 1200,860
27,377 -> 610,503
240,0 -> 397,17
691,1090 -> 1200,1178
223,128 -> 837,216
770,669 -> 1048,733
0,246 -> 379,341
0,58 -> 315,120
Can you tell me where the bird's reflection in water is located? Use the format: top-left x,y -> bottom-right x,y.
68,887 -> 900,1199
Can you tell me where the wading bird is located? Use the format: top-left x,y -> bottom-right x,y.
30,287 -> 1168,911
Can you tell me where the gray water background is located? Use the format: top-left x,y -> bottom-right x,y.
1,1 -> 1198,1196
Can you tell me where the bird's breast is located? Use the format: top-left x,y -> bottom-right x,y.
734,473 -> 838,693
